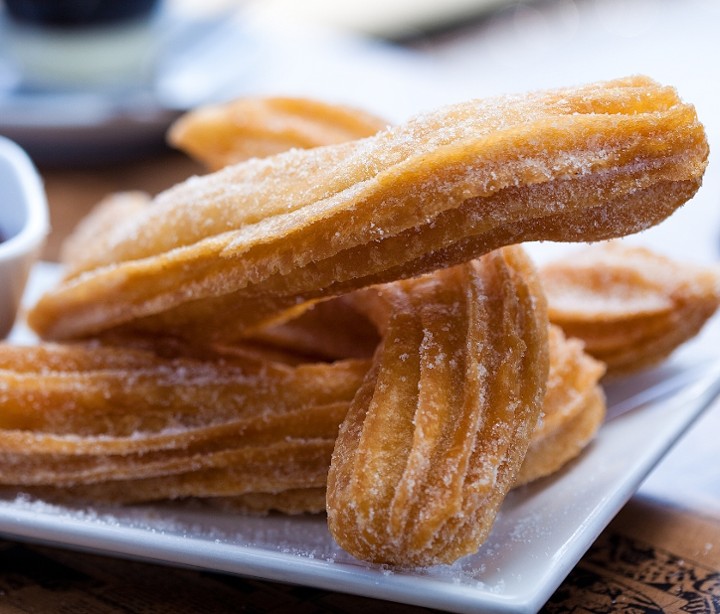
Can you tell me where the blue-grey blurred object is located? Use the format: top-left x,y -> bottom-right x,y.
0,0 -> 505,167
0,0 -> 179,165
4,0 -> 159,26
0,1 -> 424,166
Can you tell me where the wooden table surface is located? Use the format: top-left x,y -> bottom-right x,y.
0,147 -> 716,613
38,151 -> 204,263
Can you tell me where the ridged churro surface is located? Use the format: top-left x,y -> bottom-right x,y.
2,78 -> 713,567
542,243 -> 720,374
0,342 -> 367,501
327,247 -> 549,565
28,76 -> 708,343
168,96 -> 387,170
515,325 -> 606,486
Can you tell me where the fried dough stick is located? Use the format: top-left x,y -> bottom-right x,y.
167,96 -> 388,171
327,246 -> 549,565
28,77 -> 708,343
0,343 -> 368,498
165,90 -> 718,373
0,319 -> 602,508
515,325 -> 606,486
541,243 -> 720,375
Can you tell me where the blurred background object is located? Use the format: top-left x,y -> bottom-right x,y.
0,0 -> 173,164
0,135 -> 48,339
0,0 -> 526,166
1,0 -> 719,189
246,0 -> 522,39
3,0 -> 161,87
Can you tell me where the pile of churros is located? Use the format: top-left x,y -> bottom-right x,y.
1,76 -> 719,566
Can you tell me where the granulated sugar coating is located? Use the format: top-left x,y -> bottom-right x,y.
326,248 -> 549,566
514,325 -> 606,487
27,76 -> 708,344
1,75 -> 713,574
0,488 -> 503,589
0,343 -> 367,501
541,242 -> 720,374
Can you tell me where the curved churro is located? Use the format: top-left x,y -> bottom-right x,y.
327,246 -> 549,566
0,311 -> 603,511
28,76 -> 708,343
168,96 -> 388,170
542,243 -> 720,374
515,325 -> 606,486
0,343 -> 367,499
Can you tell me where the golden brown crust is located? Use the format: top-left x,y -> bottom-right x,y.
515,325 -> 606,486
0,342 -> 367,500
60,191 -> 152,278
28,76 -> 708,343
326,247 -> 549,566
541,242 -> 720,375
168,96 -> 387,170
2,78 -> 712,557
0,283 -> 596,519
243,295 -> 380,361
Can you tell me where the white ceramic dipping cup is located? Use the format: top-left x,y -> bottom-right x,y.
0,136 -> 49,338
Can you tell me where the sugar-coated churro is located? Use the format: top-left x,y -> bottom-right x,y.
542,243 -> 720,374
28,77 -> 708,345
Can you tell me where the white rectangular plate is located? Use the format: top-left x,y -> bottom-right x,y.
1,262 -> 719,614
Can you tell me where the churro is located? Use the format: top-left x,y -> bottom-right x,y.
327,247 -> 549,566
0,343 -> 367,500
28,76 -> 708,344
2,78 -> 711,567
168,96 -> 387,170
515,325 -> 606,486
542,243 -> 720,374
